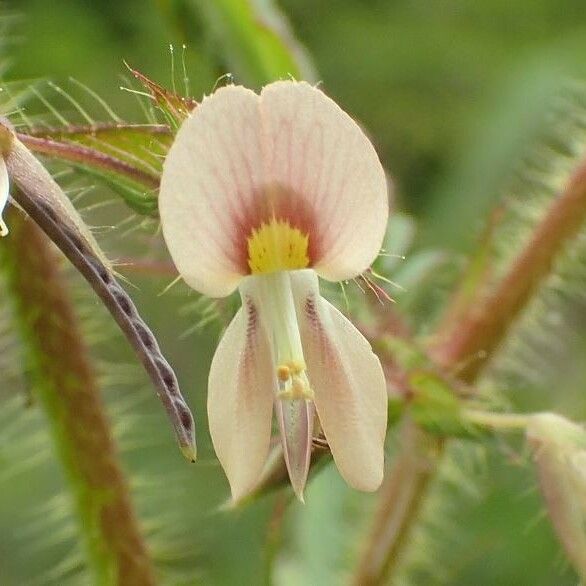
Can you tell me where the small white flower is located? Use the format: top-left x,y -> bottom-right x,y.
0,156 -> 9,236
159,81 -> 389,501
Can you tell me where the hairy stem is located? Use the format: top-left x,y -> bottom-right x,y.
1,211 -> 156,586
355,154 -> 586,584
25,121 -> 171,137
18,133 -> 161,189
431,155 -> 586,382
353,425 -> 440,586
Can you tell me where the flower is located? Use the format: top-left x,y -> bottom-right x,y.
159,81 -> 389,501
527,413 -> 586,577
0,155 -> 9,236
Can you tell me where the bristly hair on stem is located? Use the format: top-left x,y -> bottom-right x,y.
430,152 -> 586,382
0,209 -> 156,585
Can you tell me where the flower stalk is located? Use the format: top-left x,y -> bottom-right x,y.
461,409 -> 531,431
18,133 -> 161,189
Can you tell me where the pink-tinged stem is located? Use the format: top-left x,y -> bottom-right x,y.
352,424 -> 440,586
430,156 -> 586,382
17,133 -> 160,189
24,122 -> 171,137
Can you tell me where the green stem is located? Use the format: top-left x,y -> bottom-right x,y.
1,211 -> 157,586
462,409 -> 531,431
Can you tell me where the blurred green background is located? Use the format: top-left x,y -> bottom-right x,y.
1,1 -> 586,584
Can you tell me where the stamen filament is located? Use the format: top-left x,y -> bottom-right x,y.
243,272 -> 313,401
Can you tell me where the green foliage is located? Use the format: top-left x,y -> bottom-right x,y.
191,0 -> 315,86
408,371 -> 478,438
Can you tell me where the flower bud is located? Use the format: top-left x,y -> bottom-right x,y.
527,413 -> 586,578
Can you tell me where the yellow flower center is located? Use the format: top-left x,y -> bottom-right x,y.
247,217 -> 310,274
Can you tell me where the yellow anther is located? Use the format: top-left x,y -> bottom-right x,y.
292,375 -> 314,400
276,360 -> 306,383
278,373 -> 314,401
277,364 -> 291,382
288,360 -> 305,375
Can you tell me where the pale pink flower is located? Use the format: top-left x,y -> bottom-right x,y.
160,81 -> 389,501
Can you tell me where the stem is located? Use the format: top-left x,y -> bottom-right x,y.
431,155 -> 586,382
18,133 -> 160,189
352,425 -> 440,586
354,154 -> 586,584
462,409 -> 531,430
1,211 -> 156,585
263,495 -> 288,585
25,122 -> 171,137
